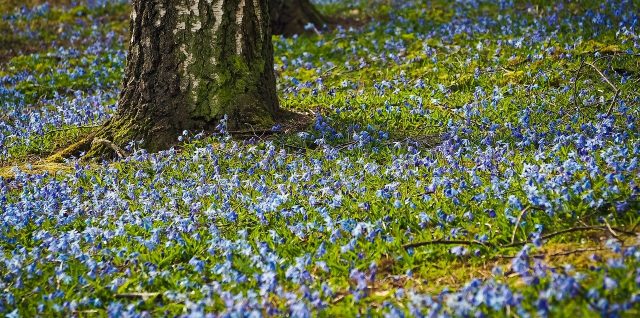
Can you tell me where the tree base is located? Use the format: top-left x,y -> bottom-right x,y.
46,115 -> 149,162
47,108 -> 311,162
47,131 -> 97,163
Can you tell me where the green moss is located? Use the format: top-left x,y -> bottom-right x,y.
187,48 -> 273,126
0,162 -> 73,179
4,1 -> 640,314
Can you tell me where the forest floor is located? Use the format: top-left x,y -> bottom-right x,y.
1,0 -> 639,317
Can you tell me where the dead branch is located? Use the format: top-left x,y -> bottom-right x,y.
403,239 -> 493,250
503,226 -> 637,248
510,206 -> 545,244
603,219 -> 620,240
583,62 -> 620,115
493,247 -> 606,260
114,292 -> 161,300
406,226 -> 637,251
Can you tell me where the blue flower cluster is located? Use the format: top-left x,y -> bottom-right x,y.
1,0 -> 639,316
0,20 -> 125,159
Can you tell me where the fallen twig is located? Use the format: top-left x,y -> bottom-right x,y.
74,309 -> 101,314
280,143 -> 308,152
493,247 -> 605,260
546,247 -> 605,258
228,129 -> 278,136
583,62 -> 620,115
576,50 -> 640,57
335,140 -> 357,151
319,65 -> 338,79
406,226 -> 638,251
115,292 -> 161,300
403,239 -> 493,250
603,219 -> 620,240
504,226 -> 637,248
585,60 -> 619,89
510,206 -> 544,244
331,293 -> 347,304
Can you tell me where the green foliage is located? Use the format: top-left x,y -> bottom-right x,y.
1,0 -> 639,316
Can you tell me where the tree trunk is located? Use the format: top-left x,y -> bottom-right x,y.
89,0 -> 279,156
269,0 -> 326,36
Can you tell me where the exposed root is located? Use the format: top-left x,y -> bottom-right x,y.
92,138 -> 127,159
46,131 -> 98,163
48,117 -> 136,162
45,108 -> 312,163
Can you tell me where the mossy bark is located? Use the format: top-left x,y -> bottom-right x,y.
87,0 -> 279,157
269,0 -> 326,36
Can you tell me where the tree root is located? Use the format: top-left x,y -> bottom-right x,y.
92,138 -> 127,159
46,118 -> 132,162
44,108 -> 313,163
47,131 -> 98,163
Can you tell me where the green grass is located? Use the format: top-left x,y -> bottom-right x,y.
0,0 -> 639,316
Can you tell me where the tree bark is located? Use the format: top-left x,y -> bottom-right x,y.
269,0 -> 326,36
89,0 -> 279,156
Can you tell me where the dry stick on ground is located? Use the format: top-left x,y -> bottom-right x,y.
493,247 -> 606,260
403,239 -> 494,250
602,218 -> 620,240
583,61 -> 621,116
318,65 -> 338,79
576,50 -> 640,58
278,142 -> 308,152
228,129 -> 279,136
607,89 -> 621,116
404,226 -> 638,250
502,226 -> 637,248
510,205 -> 545,244
115,292 -> 161,300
